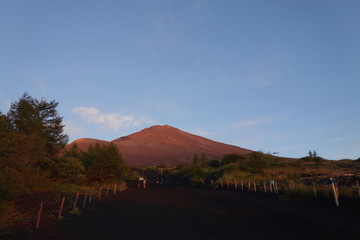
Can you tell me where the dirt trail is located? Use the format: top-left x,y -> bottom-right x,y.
5,181 -> 360,240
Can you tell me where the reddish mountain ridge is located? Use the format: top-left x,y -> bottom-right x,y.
68,125 -> 254,166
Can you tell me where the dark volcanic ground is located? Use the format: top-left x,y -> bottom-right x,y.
4,181 -> 360,240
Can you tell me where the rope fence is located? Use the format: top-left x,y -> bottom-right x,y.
207,177 -> 360,206
1,181 -> 127,230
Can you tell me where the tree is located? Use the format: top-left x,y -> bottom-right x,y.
308,150 -> 318,158
7,93 -> 69,159
312,150 -> 318,158
192,154 -> 200,164
0,112 -> 11,137
221,153 -> 245,165
0,133 -> 48,200
86,143 -> 127,183
1,93 -> 72,202
54,156 -> 85,183
200,153 -> 207,164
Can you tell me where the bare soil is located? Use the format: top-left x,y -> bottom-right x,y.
3,181 -> 360,240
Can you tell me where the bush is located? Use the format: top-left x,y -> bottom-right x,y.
283,183 -> 313,200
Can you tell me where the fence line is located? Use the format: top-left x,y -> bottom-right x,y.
209,177 -> 360,206
1,181 -> 128,230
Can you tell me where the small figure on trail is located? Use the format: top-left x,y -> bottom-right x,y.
138,177 -> 146,189
138,177 -> 144,188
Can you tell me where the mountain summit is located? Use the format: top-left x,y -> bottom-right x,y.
69,125 -> 253,166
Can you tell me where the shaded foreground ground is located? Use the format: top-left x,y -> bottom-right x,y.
5,182 -> 360,240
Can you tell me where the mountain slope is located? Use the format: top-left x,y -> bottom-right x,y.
68,125 -> 254,166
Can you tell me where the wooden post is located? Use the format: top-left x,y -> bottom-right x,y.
106,185 -> 110,198
36,201 -> 43,229
312,182 -> 317,198
274,182 -> 279,194
98,186 -> 103,200
89,191 -> 93,203
226,179 -> 229,189
331,182 -> 339,206
114,184 -> 117,195
234,179 -> 237,190
83,192 -> 88,209
356,181 -> 360,199
253,182 -> 257,192
263,182 -> 267,193
220,178 -> 223,188
248,181 -> 251,191
58,196 -> 66,219
270,183 -> 273,194
335,183 -> 339,198
241,180 -> 244,191
73,193 -> 79,210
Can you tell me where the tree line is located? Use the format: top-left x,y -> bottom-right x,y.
0,93 -> 128,203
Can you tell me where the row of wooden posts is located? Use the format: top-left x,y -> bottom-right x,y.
211,178 -> 280,194
210,178 -> 360,206
35,182 -> 127,229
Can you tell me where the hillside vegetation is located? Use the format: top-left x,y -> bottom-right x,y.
175,152 -> 360,199
0,93 -> 128,218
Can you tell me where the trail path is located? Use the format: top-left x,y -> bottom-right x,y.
59,182 -> 360,240
6,181 -> 360,240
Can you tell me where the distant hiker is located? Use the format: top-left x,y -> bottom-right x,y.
138,177 -> 144,188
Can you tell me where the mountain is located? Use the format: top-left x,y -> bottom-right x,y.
68,125 -> 254,166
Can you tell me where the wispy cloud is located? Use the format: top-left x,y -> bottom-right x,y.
192,129 -> 212,137
29,74 -> 48,94
231,116 -> 282,129
334,154 -> 354,160
73,107 -> 157,130
325,137 -> 344,143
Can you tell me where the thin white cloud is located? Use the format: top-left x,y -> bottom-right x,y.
231,116 -> 282,128
325,137 -> 344,143
192,129 -> 212,137
30,75 -> 48,94
334,154 -> 354,160
73,107 -> 157,130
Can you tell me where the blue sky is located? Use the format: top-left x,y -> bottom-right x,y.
1,0 -> 359,160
